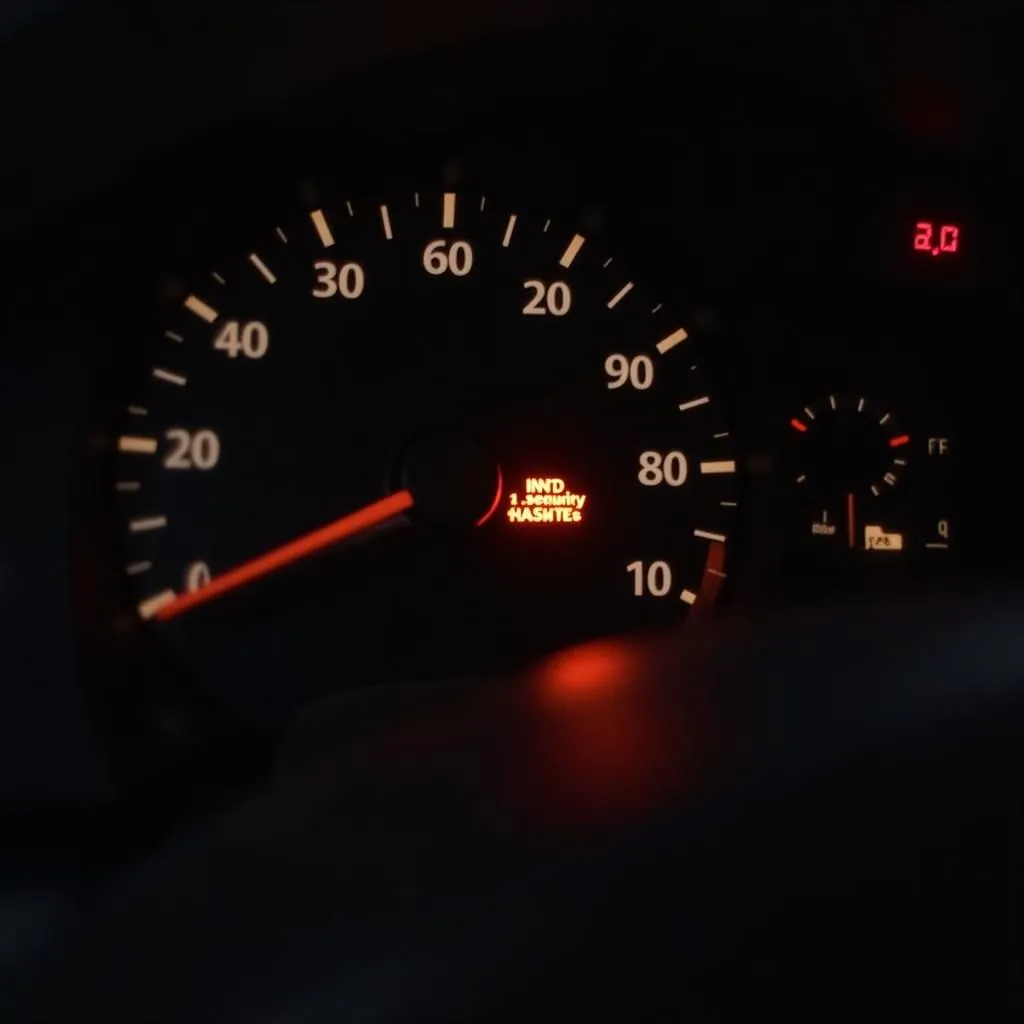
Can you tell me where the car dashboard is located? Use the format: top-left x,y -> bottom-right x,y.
0,2 -> 1018,826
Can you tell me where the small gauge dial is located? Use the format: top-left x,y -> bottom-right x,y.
789,394 -> 912,554
787,392 -> 954,559
790,394 -> 909,499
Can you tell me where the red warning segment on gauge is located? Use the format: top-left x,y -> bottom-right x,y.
507,477 -> 588,524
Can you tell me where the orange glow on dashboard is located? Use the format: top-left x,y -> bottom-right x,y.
537,638 -> 641,703
474,465 -> 504,526
521,638 -> 692,826
506,476 -> 587,525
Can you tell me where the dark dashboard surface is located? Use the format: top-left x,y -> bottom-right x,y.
0,0 -> 1019,933
0,1 -> 1021,1019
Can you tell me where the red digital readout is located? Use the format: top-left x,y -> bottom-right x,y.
914,221 -> 960,256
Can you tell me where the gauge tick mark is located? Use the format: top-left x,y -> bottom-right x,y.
138,590 -> 177,621
310,209 -> 335,248
152,368 -> 187,387
559,233 -> 586,268
119,436 -> 158,454
606,282 -> 634,309
442,192 -> 456,229
184,295 -> 218,323
248,254 -> 277,284
678,396 -> 710,412
695,529 -> 728,543
130,516 -> 168,533
656,328 -> 687,354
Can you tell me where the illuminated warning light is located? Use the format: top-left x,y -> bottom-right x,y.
507,477 -> 588,525
913,221 -> 960,256
864,525 -> 904,551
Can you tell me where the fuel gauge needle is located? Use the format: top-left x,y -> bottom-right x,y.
156,489 -> 414,621
846,492 -> 856,550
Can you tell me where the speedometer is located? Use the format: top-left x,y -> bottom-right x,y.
115,189 -> 736,717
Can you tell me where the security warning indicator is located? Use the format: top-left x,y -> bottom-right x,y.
507,477 -> 588,525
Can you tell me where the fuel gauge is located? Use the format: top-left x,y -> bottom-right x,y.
788,393 -> 954,559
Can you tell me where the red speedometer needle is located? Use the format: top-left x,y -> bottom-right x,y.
156,490 -> 414,622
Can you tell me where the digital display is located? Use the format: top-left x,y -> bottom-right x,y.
507,476 -> 588,525
913,221 -> 960,256
855,196 -> 1003,291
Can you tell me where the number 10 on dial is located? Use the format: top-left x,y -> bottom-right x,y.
628,560 -> 701,606
627,560 -> 672,597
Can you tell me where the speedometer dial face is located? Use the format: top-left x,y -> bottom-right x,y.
116,190 -> 736,718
